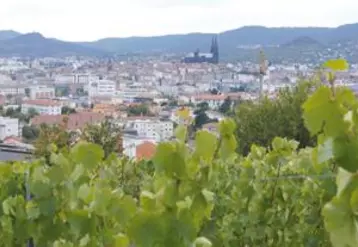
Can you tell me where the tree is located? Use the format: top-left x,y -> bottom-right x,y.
219,96 -> 232,114
22,125 -> 40,141
194,111 -> 211,129
34,117 -> 70,162
26,107 -> 39,120
197,102 -> 209,112
234,80 -> 316,155
81,118 -> 123,158
61,106 -> 76,115
127,104 -> 150,116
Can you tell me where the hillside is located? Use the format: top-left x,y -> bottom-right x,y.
281,36 -> 323,48
0,32 -> 108,57
0,23 -> 358,57
84,23 -> 358,53
0,30 -> 21,40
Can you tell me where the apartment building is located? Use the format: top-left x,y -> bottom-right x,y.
88,79 -> 116,97
0,85 -> 26,96
29,85 -> 55,99
124,117 -> 174,141
0,116 -> 19,140
22,99 -> 62,115
191,94 -> 226,109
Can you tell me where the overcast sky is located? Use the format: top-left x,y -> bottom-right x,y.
0,0 -> 357,41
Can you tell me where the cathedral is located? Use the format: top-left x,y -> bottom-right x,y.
183,36 -> 219,64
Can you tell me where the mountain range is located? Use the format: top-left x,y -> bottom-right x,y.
0,23 -> 358,58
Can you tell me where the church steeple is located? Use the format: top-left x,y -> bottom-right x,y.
210,35 -> 219,64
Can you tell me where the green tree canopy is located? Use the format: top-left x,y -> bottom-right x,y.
127,104 -> 150,116
234,80 -> 316,155
81,118 -> 123,158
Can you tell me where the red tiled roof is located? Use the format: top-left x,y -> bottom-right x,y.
23,99 -> 61,107
136,141 -> 156,160
3,136 -> 22,144
193,94 -> 226,101
30,112 -> 106,130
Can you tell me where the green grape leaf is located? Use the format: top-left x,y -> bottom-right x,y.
115,195 -> 137,224
70,164 -> 85,181
115,233 -> 130,247
336,168 -> 353,195
219,136 -> 237,159
218,118 -> 236,136
77,183 -> 92,204
194,237 -> 212,247
175,125 -> 187,143
46,164 -> 65,185
79,234 -> 91,246
152,142 -> 186,178
323,59 -> 349,71
26,201 -> 40,220
333,136 -> 358,172
2,198 -> 13,215
317,137 -> 334,163
162,180 -> 179,208
350,189 -> 358,215
303,86 -> 346,137
202,189 -> 214,203
30,180 -> 52,198
128,212 -> 165,247
322,197 -> 358,247
67,209 -> 91,236
140,191 -> 156,211
38,198 -> 56,216
71,142 -> 104,170
195,130 -> 218,161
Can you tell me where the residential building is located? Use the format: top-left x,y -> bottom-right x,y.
0,117 -> 19,140
21,99 -> 62,115
0,85 -> 26,96
29,85 -> 55,99
88,79 -> 116,97
124,117 -> 174,141
191,94 -> 226,109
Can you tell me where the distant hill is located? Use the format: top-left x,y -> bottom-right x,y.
0,32 -> 108,57
1,23 -> 358,57
281,36 -> 323,48
79,23 -> 358,54
0,30 -> 21,40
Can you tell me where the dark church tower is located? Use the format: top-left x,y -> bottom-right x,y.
210,36 -> 219,64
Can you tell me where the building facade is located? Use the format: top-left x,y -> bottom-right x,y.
29,86 -> 55,99
88,79 -> 116,97
22,99 -> 62,115
0,117 -> 19,140
125,118 -> 174,141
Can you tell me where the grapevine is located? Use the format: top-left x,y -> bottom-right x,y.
0,59 -> 356,246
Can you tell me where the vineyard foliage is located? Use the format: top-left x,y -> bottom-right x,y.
0,58 -> 355,246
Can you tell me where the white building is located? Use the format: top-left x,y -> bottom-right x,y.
88,79 -> 116,97
22,99 -> 62,115
29,86 -> 55,99
0,85 -> 26,96
124,118 -> 174,141
191,94 -> 226,109
0,117 -> 19,140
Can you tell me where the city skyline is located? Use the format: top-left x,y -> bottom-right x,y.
0,0 -> 357,42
